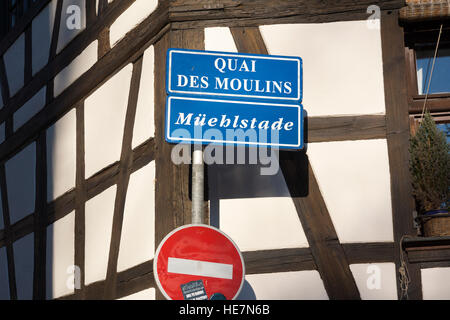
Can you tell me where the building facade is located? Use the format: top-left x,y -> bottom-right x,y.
0,0 -> 449,300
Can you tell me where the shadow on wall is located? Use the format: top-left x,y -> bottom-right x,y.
237,280 -> 257,300
206,118 -> 310,300
207,118 -> 309,229
0,0 -> 88,301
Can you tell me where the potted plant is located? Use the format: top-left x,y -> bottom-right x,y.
409,111 -> 450,237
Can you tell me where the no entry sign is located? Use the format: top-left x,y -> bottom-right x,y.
154,224 -> 245,300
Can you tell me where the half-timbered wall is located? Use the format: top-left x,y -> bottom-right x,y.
0,0 -> 449,300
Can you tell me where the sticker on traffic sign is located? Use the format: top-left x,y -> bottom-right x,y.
154,224 -> 245,300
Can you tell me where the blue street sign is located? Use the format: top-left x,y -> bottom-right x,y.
165,49 -> 304,150
167,49 -> 302,102
166,96 -> 303,149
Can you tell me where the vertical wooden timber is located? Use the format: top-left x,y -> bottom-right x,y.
24,26 -> 32,84
0,57 -> 13,137
0,165 -> 18,300
33,133 -> 47,300
97,0 -> 111,59
230,26 -> 360,300
154,28 -> 205,300
381,10 -> 422,300
74,102 -> 86,299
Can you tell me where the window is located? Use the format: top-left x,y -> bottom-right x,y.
416,47 -> 450,95
404,22 -> 450,116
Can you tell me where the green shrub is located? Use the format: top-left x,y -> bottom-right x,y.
409,112 -> 450,212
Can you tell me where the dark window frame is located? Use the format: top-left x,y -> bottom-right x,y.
404,21 -> 450,116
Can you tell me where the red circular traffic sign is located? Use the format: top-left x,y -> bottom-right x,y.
154,224 -> 245,300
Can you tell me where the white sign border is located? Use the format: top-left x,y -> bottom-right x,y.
166,96 -> 303,149
167,49 -> 302,101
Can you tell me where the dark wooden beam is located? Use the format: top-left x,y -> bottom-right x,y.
308,115 -> 387,143
406,246 -> 450,264
55,240 -> 406,300
24,26 -> 32,84
410,96 -> 450,114
0,57 -> 10,104
0,0 -> 52,58
0,164 -> 18,300
230,25 -> 360,300
282,156 -> 361,299
0,0 -> 141,128
32,133 -> 46,300
86,0 -> 97,27
74,102 -> 86,299
381,10 -> 422,300
103,56 -> 143,300
153,28 -> 205,300
0,138 -> 155,249
343,242 -> 396,264
0,2 -> 169,163
243,248 -> 316,274
170,0 -> 405,29
60,247 -> 315,300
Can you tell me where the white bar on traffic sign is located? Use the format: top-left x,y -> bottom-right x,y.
168,257 -> 233,280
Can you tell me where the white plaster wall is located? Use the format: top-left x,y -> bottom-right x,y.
46,109 -> 76,202
117,162 -> 155,272
260,21 -> 386,116
85,185 -> 116,285
46,211 -> 75,299
14,86 -> 47,131
205,27 -> 238,52
132,45 -> 155,149
32,0 -> 58,75
245,271 -> 328,300
13,233 -> 34,300
350,263 -> 397,300
0,247 -> 9,300
109,0 -> 158,46
57,0 -> 87,54
3,33 -> 25,96
84,64 -> 132,178
421,267 -> 450,300
54,40 -> 98,97
119,288 -> 155,300
307,140 -> 393,243
205,28 -> 308,252
5,143 -> 36,224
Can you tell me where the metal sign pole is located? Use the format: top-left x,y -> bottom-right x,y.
191,144 -> 204,224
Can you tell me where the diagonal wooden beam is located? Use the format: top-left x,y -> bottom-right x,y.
280,153 -> 361,299
230,26 -> 360,300
103,57 -> 143,299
